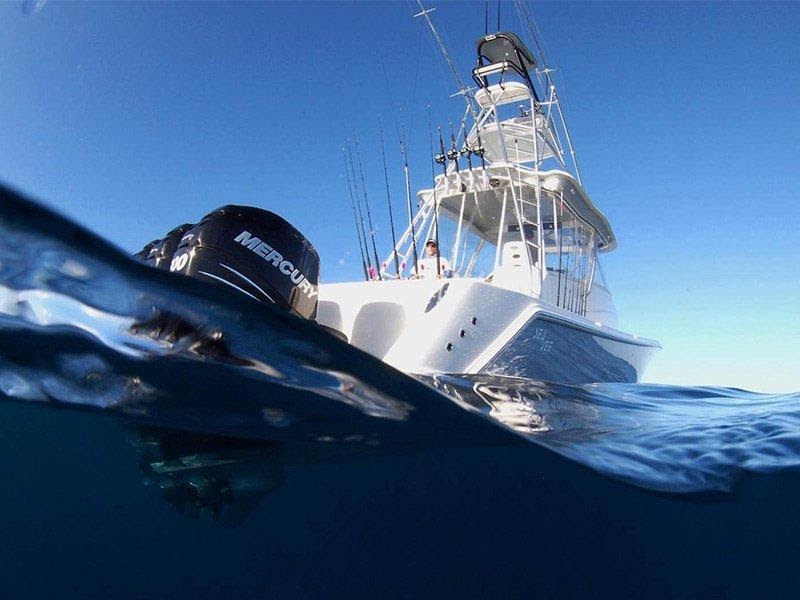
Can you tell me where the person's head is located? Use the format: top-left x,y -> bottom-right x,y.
425,239 -> 438,256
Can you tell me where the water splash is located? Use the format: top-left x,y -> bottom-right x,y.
428,373 -> 800,492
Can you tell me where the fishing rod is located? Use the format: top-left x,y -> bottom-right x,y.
556,197 -> 564,307
436,125 -> 449,178
459,117 -> 475,172
448,121 -> 460,174
565,221 -> 576,312
342,148 -> 369,281
449,116 -> 473,274
378,117 -> 401,278
345,143 -> 374,280
354,132 -> 382,280
472,116 -> 487,174
435,123 -> 453,277
399,111 -> 419,278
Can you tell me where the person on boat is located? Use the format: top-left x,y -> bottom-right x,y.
418,239 -> 451,278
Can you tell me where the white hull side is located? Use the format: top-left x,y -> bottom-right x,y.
317,279 -> 659,383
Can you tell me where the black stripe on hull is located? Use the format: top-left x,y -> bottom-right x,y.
480,316 -> 656,384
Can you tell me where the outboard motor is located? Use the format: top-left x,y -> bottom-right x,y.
135,239 -> 160,263
144,223 -> 195,270
168,205 -> 319,320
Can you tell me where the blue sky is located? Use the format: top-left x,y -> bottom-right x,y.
1,1 -> 798,392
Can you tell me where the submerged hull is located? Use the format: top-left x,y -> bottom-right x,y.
317,279 -> 659,384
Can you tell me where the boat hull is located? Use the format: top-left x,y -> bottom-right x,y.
317,279 -> 659,384
480,314 -> 657,384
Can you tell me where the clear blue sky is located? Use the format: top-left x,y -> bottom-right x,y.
1,1 -> 798,392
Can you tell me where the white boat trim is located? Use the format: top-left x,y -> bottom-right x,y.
219,262 -> 275,303
198,270 -> 260,302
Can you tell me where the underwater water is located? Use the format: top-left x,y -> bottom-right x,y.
2,182 -> 800,598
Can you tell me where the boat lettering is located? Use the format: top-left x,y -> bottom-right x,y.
253,241 -> 272,258
234,230 -> 317,298
534,327 -> 554,353
169,253 -> 188,272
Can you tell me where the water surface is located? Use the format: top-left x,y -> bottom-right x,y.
1,183 -> 799,598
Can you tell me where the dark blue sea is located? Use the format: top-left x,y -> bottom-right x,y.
2,183 -> 799,599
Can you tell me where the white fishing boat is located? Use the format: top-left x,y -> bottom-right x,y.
147,13 -> 659,385
315,28 -> 660,384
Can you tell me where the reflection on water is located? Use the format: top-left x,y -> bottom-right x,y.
131,427 -> 282,523
6,398 -> 800,599
429,373 -> 800,492
428,373 -> 552,434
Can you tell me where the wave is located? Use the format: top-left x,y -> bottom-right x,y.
2,181 -> 799,495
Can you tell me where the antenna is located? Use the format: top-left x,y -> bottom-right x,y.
413,0 -> 477,118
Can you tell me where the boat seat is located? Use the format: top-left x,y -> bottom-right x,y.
491,241 -> 539,295
474,82 -> 532,109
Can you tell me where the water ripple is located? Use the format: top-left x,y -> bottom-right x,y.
1,181 -> 799,494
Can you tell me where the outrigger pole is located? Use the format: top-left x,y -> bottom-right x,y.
345,144 -> 374,280
354,132 -> 382,280
379,116 -> 401,278
399,111 -> 419,278
413,0 -> 477,119
513,0 -> 583,184
342,148 -> 369,281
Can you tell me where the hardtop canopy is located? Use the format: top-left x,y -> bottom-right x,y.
423,168 -> 617,252
476,31 -> 537,73
474,31 -> 538,93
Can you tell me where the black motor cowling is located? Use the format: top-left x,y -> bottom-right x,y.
162,205 -> 319,320
140,223 -> 195,270
135,239 -> 161,263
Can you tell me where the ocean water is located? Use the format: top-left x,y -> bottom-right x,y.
2,182 -> 800,598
